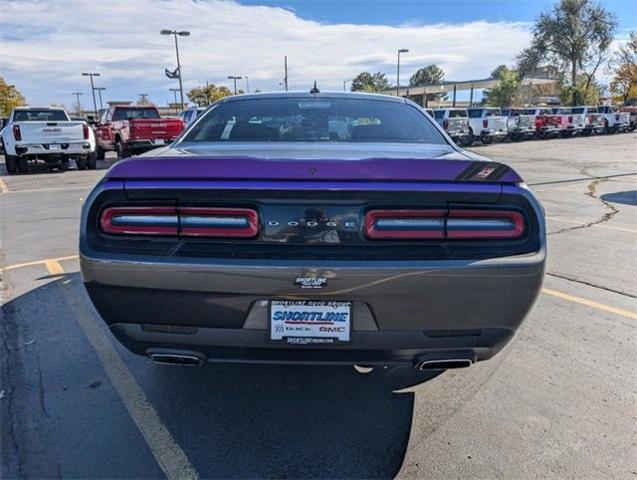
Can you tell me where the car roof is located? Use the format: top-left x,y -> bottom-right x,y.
14,106 -> 64,110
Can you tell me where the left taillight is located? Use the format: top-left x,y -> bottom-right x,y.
83,123 -> 90,140
100,206 -> 259,238
13,124 -> 21,141
365,209 -> 525,240
100,207 -> 179,235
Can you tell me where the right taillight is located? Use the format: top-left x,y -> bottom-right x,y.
365,209 -> 525,240
482,119 -> 488,128
568,115 -> 573,123
443,119 -> 449,130
13,124 -> 21,141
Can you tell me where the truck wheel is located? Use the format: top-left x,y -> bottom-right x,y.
96,145 -> 105,160
480,135 -> 493,144
115,141 -> 129,161
87,152 -> 97,170
75,157 -> 88,170
16,157 -> 28,174
465,129 -> 474,146
4,153 -> 18,174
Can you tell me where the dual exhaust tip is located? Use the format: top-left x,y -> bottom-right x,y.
415,358 -> 473,370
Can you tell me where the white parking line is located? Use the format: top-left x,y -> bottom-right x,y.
46,260 -> 199,480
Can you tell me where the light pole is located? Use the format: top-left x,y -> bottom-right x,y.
72,92 -> 83,115
245,76 -> 250,94
396,48 -> 409,97
169,88 -> 179,114
81,72 -> 100,115
138,93 -> 149,105
227,76 -> 242,94
94,87 -> 106,109
343,80 -> 349,91
160,29 -> 190,111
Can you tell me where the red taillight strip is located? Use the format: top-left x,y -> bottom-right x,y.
179,208 -> 259,238
365,209 -> 525,240
446,210 -> 525,239
13,124 -> 21,141
101,207 -> 178,235
365,209 -> 446,239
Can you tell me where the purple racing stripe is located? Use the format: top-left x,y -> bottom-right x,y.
106,156 -> 523,183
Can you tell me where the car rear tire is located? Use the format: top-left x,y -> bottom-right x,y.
16,157 -> 28,174
115,141 -> 129,161
87,152 -> 97,170
96,145 -> 105,160
5,153 -> 18,174
480,135 -> 493,144
75,157 -> 88,170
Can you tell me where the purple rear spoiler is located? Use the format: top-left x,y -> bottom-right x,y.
106,156 -> 523,184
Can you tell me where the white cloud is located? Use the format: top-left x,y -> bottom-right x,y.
0,0 -> 532,107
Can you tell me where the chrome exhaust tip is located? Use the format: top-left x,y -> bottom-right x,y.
149,352 -> 205,367
416,358 -> 473,370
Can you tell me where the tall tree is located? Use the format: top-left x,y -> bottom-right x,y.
610,32 -> 637,104
517,0 -> 617,105
0,77 -> 26,117
483,66 -> 522,107
350,72 -> 390,93
409,64 -> 446,102
187,84 -> 233,106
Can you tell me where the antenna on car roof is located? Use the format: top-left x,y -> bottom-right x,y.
310,81 -> 320,94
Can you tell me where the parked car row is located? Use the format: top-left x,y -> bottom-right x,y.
425,105 -> 633,146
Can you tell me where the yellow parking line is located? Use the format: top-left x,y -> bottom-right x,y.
542,288 -> 637,320
546,216 -> 637,234
0,177 -> 9,194
1,254 -> 79,271
45,260 -> 198,480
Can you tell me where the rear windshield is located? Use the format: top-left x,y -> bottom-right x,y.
433,110 -> 445,119
572,108 -> 585,114
112,108 -> 160,121
485,109 -> 502,116
557,108 -> 572,114
182,98 -> 446,144
13,109 -> 69,122
449,110 -> 467,118
522,109 -> 537,115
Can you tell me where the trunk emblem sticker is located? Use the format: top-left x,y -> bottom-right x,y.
295,277 -> 328,289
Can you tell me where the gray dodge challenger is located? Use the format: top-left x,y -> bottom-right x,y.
80,91 -> 545,369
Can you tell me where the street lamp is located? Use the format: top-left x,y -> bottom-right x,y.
396,48 -> 409,97
81,72 -> 100,115
138,93 -> 149,105
343,80 -> 349,91
227,76 -> 242,95
94,87 -> 106,110
72,92 -> 83,115
169,88 -> 180,114
245,76 -> 250,94
160,29 -> 190,110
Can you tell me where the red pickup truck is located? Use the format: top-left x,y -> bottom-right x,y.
94,106 -> 184,160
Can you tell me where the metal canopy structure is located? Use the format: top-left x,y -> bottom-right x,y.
384,76 -> 558,107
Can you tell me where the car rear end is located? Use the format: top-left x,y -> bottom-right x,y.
10,109 -> 92,162
507,109 -> 535,139
480,109 -> 508,139
441,109 -> 469,142
80,93 -> 545,369
127,118 -> 185,152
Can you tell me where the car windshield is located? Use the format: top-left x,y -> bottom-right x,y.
449,110 -> 467,118
572,108 -> 585,114
181,97 -> 446,144
112,108 -> 160,121
14,109 -> 69,122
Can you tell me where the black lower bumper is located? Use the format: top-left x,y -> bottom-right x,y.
111,322 -> 514,366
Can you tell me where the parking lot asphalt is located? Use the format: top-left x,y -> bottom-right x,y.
1,134 -> 636,479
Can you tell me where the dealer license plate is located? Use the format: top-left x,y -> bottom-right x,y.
153,139 -> 165,145
49,144 -> 61,151
270,300 -> 351,344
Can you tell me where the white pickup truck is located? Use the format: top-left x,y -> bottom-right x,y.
1,107 -> 96,174
467,108 -> 508,144
597,106 -> 630,133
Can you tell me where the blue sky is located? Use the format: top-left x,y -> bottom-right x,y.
1,0 -> 634,109
242,0 -> 636,33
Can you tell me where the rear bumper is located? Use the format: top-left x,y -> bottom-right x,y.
15,142 -> 91,157
128,139 -> 175,151
81,249 -> 545,365
480,129 -> 507,137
